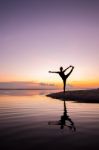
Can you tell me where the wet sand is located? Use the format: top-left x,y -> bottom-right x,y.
47,88 -> 99,103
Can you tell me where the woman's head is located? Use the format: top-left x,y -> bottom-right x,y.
60,66 -> 63,71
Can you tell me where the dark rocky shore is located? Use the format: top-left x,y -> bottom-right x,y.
47,88 -> 99,103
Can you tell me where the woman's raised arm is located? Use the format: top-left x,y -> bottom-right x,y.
49,71 -> 59,73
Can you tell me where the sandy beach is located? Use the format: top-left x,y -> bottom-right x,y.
47,88 -> 99,103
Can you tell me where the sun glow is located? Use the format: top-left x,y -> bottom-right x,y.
1,71 -> 99,89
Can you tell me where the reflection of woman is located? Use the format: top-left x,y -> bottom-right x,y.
48,100 -> 76,131
59,101 -> 76,130
49,65 -> 74,93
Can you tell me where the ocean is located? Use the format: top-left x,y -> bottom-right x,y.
0,90 -> 99,150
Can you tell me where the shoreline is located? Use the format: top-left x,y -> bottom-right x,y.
47,88 -> 99,103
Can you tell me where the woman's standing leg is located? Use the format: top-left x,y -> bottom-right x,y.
63,79 -> 66,93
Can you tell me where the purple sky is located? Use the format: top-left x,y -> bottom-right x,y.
0,0 -> 99,88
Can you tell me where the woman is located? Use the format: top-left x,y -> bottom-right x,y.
49,65 -> 74,93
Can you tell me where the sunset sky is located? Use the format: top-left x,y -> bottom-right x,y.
0,0 -> 99,89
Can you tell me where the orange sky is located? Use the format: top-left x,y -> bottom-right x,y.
0,73 -> 99,89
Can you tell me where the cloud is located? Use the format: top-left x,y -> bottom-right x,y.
0,81 -> 57,90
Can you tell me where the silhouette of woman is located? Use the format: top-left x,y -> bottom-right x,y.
49,65 -> 74,93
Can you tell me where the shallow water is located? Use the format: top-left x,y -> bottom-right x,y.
0,90 -> 99,150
